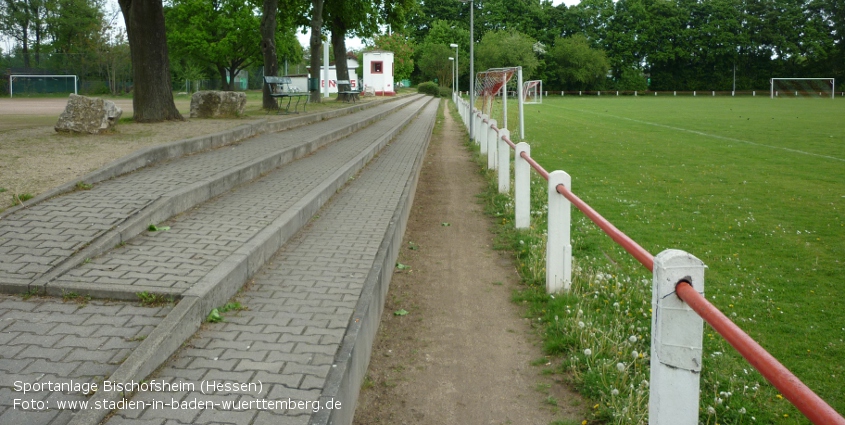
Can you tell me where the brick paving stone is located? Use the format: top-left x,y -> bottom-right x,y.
0,97 -> 421,285
0,294 -> 172,425
103,99 -> 438,424
50,97 -> 430,298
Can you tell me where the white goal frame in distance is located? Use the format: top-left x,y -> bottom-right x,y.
770,78 -> 834,99
523,80 -> 542,104
9,74 -> 78,98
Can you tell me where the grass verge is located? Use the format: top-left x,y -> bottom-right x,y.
452,97 -> 844,424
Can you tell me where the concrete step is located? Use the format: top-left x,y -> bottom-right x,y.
0,95 -> 424,294
59,96 -> 437,425
91,98 -> 440,425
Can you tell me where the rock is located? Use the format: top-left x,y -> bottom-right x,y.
54,94 -> 123,134
190,91 -> 246,118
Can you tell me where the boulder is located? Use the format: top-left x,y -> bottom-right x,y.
190,91 -> 246,118
54,94 -> 123,134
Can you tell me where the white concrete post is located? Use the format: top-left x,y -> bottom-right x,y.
514,142 -> 531,229
474,111 -> 482,145
487,119 -> 498,170
479,114 -> 489,154
497,128 -> 510,194
546,170 -> 572,293
649,249 -> 706,425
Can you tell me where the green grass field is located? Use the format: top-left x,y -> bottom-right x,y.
482,96 -> 844,423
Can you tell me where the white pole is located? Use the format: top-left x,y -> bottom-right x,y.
502,81 -> 508,129
649,249 -> 706,425
323,41 -> 330,98
479,114 -> 489,155
9,75 -> 12,98
487,119 -> 497,170
74,76 -> 78,95
514,142 -> 531,229
498,128 -> 510,194
546,170 -> 572,294
517,67 -> 524,140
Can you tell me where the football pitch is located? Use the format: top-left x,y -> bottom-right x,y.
510,96 -> 844,418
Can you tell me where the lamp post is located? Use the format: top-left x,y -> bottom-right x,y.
450,43 -> 459,93
458,0 -> 474,140
449,57 -> 455,96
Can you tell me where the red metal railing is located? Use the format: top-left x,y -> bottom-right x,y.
467,106 -> 845,425
677,283 -> 845,425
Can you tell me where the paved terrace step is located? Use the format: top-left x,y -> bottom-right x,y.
0,95 -> 423,293
0,95 -> 434,425
50,95 -> 432,299
94,98 -> 439,425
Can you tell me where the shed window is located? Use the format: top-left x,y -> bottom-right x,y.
372,61 -> 383,74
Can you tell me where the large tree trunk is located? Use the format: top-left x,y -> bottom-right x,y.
118,0 -> 183,122
260,0 -> 279,109
309,0 -> 324,103
330,18 -> 350,99
217,66 -> 230,91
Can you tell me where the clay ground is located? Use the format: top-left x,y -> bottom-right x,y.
0,96 -> 244,199
352,101 -> 584,425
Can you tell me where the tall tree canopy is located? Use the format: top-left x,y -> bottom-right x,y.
165,0 -> 263,91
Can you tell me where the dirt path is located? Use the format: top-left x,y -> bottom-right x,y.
353,100 -> 584,425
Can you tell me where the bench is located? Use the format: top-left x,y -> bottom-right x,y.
336,80 -> 361,103
264,76 -> 309,114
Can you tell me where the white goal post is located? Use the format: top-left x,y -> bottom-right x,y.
523,80 -> 543,104
9,74 -> 78,98
770,78 -> 834,99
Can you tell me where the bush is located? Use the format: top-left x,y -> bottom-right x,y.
438,86 -> 452,98
417,81 -> 439,96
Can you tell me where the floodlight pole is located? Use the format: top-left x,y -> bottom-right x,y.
449,58 -> 455,96
450,43 -> 459,94
460,0 -> 474,140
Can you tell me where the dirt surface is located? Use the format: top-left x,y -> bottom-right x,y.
0,118 -> 248,198
353,101 -> 584,425
0,96 -> 251,200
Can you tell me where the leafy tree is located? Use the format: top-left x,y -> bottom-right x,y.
420,20 -> 469,87
308,0 -> 324,103
417,43 -> 452,87
165,0 -> 263,91
259,0 -> 306,108
260,0 -> 279,109
475,30 -> 539,78
0,0 -> 49,68
118,0 -> 182,122
373,32 -> 415,82
548,34 -> 609,90
324,0 -> 379,95
45,0 -> 105,75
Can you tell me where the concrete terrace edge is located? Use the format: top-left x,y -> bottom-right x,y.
64,97 -> 433,425
33,95 -> 422,297
311,99 -> 439,425
0,95 -> 404,221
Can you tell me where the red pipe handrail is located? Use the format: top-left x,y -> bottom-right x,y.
462,97 -> 845,423
676,283 -> 845,425
555,184 -> 655,271
519,150 -> 550,180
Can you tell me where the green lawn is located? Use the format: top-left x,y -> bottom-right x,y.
488,96 -> 844,423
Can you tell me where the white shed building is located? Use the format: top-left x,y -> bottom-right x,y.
363,50 -> 395,96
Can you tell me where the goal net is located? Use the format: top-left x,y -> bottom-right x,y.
475,67 -> 518,116
523,80 -> 542,104
770,78 -> 834,99
9,75 -> 78,98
